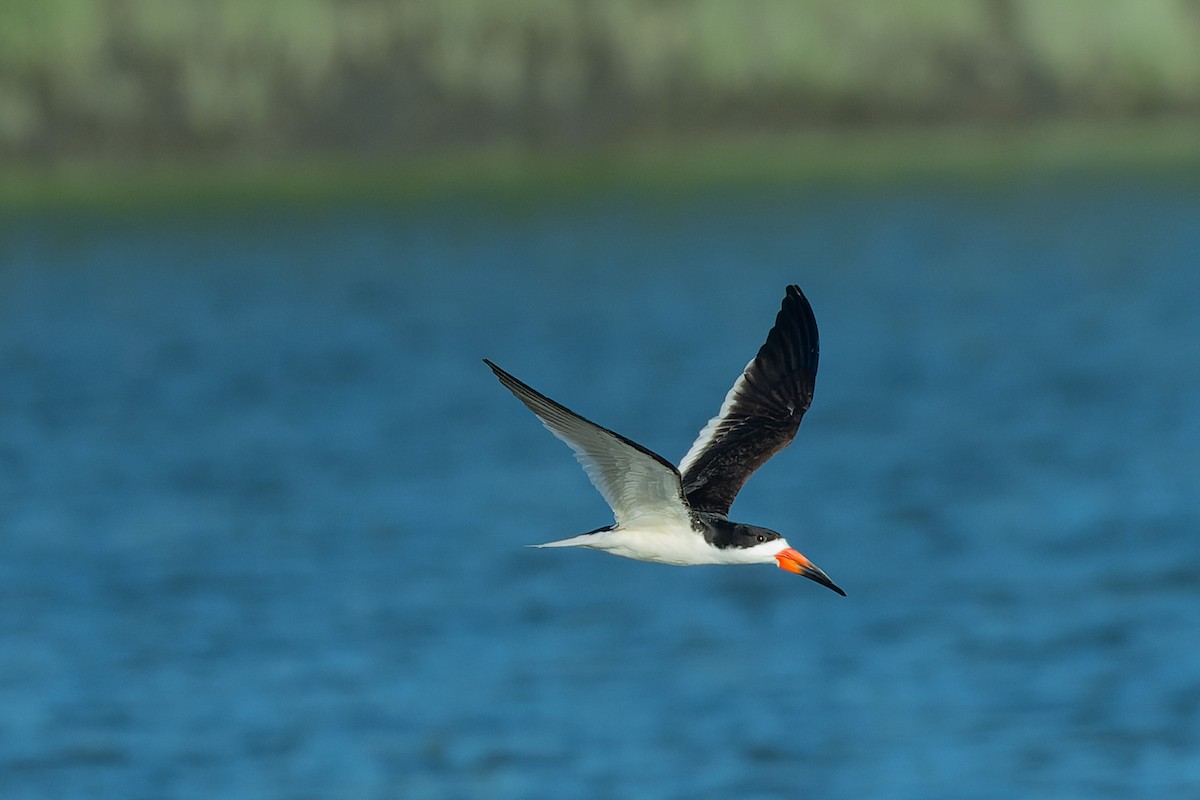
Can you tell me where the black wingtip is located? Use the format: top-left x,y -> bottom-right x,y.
763,284 -> 818,381
782,285 -> 815,325
484,358 -> 520,392
484,358 -> 529,395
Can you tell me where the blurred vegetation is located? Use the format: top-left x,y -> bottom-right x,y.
3,0 -> 1200,205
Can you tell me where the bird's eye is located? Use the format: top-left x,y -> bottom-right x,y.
756,535 -> 765,543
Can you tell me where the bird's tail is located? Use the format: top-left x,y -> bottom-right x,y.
527,525 -> 612,549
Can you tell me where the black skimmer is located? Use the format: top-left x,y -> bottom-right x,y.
485,285 -> 843,595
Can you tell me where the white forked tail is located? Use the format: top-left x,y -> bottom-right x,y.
527,526 -> 611,549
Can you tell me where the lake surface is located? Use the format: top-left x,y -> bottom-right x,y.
1,178 -> 1198,798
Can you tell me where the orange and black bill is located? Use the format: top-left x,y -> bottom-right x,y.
775,548 -> 845,595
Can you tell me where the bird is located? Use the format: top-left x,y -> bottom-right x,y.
484,284 -> 843,595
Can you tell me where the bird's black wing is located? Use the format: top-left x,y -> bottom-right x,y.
678,285 -> 819,515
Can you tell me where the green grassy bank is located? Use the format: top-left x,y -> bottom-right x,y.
5,121 -> 1200,214
5,0 -> 1200,166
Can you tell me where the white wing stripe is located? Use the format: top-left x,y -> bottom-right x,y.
677,357 -> 753,474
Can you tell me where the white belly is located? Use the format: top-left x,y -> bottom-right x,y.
532,519 -> 786,567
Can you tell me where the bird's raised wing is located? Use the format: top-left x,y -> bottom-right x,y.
485,360 -> 695,530
678,285 -> 819,516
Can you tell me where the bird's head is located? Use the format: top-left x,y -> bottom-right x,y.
733,524 -> 845,595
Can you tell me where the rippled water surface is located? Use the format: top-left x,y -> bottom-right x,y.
1,180 -> 1198,798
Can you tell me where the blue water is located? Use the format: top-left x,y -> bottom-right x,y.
1,179 -> 1198,799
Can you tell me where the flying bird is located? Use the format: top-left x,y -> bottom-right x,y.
485,285 -> 843,595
